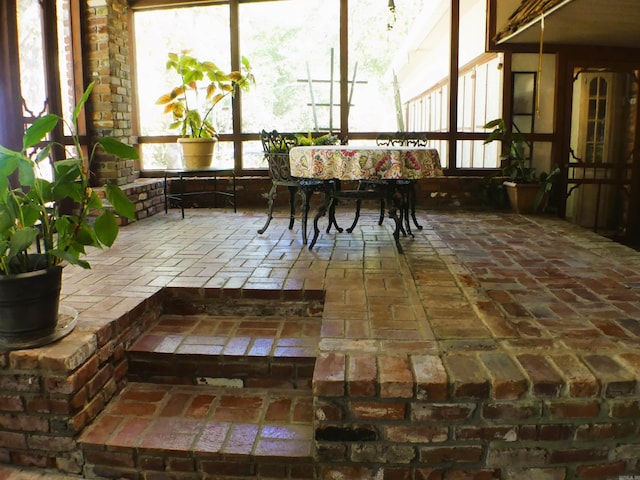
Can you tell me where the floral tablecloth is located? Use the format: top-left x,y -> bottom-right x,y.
289,145 -> 443,181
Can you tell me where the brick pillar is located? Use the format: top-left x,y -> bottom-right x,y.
84,0 -> 137,186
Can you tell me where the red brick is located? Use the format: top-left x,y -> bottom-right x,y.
386,425 -> 448,443
549,448 -> 608,464
86,364 -> 114,400
379,356 -> 414,398
383,467 -> 411,480
482,401 -> 540,420
548,354 -> 599,397
348,355 -> 377,397
351,401 -> 406,420
0,414 -> 48,433
314,353 -> 345,396
27,435 -> 75,452
575,422 -> 635,441
0,431 -> 26,449
414,468 -> 444,480
443,354 -> 490,399
0,395 -> 24,412
582,354 -> 636,397
419,446 -> 484,464
412,402 -> 476,422
516,354 -> 563,397
455,425 -> 516,441
315,399 -> 344,422
479,352 -> 528,399
10,451 -> 55,469
166,457 -> 196,472
518,424 -> 573,441
411,355 -> 448,400
547,400 -> 600,419
609,399 -> 640,418
320,466 -> 377,480
575,461 -> 626,479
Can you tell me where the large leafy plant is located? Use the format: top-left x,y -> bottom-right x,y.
156,51 -> 254,138
483,118 -> 538,183
0,82 -> 137,275
483,118 -> 560,212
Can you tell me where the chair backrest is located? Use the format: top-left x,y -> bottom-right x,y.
260,130 -> 299,182
376,132 -> 428,147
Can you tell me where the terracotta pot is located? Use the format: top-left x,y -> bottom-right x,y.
0,264 -> 62,339
503,181 -> 545,214
178,137 -> 217,170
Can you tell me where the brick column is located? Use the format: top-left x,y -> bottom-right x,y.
84,0 -> 136,186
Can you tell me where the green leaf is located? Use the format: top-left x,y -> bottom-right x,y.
73,82 -> 94,123
17,157 -> 36,186
0,152 -> 19,178
94,210 -> 118,247
20,203 -> 41,227
8,227 -> 39,256
0,210 -> 14,235
98,137 -> 139,160
104,184 -> 135,219
49,248 -> 90,269
23,114 -> 59,149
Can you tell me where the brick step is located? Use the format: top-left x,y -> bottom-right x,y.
127,314 -> 320,388
78,382 -> 315,479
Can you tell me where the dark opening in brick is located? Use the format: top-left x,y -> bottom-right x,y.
315,426 -> 378,442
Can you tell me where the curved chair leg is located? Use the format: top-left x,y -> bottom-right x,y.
378,199 -> 385,225
385,187 -> 404,254
346,199 -> 362,233
257,183 -> 278,234
299,187 -> 311,245
409,183 -> 423,230
309,201 -> 329,250
287,186 -> 298,230
326,198 -> 344,234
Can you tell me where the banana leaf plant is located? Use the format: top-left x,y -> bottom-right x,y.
0,82 -> 137,275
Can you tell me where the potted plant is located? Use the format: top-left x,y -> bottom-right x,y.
0,82 -> 137,341
156,51 -> 254,169
483,118 -> 559,213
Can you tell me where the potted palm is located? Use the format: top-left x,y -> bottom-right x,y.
0,82 -> 136,342
156,51 -> 254,169
483,118 -> 558,213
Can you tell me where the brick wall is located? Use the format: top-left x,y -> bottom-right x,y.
84,0 -> 136,186
0,293 -> 163,473
313,352 -> 640,478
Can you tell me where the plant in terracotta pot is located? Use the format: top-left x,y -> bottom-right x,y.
0,82 -> 137,342
156,51 -> 254,169
483,118 -> 558,213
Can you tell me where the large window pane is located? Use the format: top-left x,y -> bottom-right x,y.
239,0 -> 339,134
18,0 -> 47,121
134,5 -> 232,169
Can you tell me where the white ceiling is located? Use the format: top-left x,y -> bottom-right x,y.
497,0 -> 640,48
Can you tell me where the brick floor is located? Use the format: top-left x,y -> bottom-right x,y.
3,207 -> 640,478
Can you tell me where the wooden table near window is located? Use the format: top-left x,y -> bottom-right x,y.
289,145 -> 443,253
164,169 -> 237,219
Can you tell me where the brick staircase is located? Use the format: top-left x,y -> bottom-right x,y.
78,311 -> 321,479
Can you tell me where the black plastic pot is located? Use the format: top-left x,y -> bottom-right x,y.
0,265 -> 63,339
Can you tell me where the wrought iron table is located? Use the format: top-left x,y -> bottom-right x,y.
289,145 -> 442,253
164,168 -> 236,219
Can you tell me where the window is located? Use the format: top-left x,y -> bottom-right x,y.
131,0 -> 502,173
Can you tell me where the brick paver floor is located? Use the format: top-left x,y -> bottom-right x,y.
4,207 -> 640,478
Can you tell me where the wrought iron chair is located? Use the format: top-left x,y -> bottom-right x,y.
257,130 -> 325,244
349,132 -> 428,235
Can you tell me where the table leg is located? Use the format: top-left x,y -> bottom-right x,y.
309,181 -> 333,250
385,183 -> 404,254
